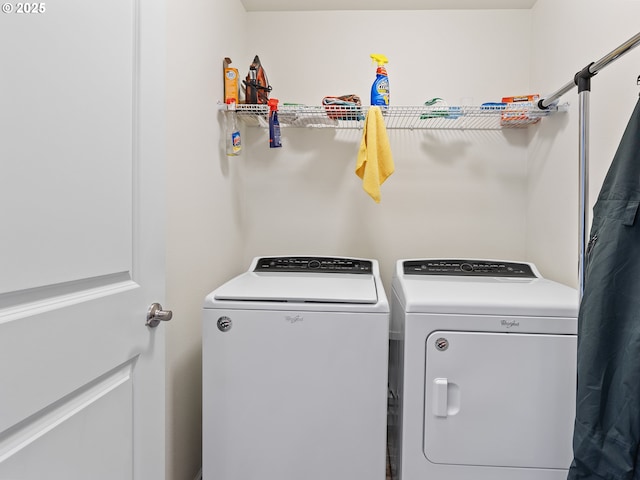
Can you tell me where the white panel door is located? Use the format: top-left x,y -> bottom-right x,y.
424,330 -> 576,470
0,0 -> 166,479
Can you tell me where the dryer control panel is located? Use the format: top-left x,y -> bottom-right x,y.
255,256 -> 373,274
404,259 -> 536,277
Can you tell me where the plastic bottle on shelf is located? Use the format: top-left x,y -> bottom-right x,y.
225,100 -> 241,156
268,98 -> 282,148
370,54 -> 390,109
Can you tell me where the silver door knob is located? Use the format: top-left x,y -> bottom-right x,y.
146,303 -> 173,328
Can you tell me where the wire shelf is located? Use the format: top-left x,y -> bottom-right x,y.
227,103 -> 566,130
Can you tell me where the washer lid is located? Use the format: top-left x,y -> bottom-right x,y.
210,257 -> 380,305
212,271 -> 378,304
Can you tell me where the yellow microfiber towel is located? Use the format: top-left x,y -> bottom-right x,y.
356,106 -> 395,203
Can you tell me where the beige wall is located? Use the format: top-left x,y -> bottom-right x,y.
241,10 -> 534,291
166,0 -> 247,479
528,0 -> 640,287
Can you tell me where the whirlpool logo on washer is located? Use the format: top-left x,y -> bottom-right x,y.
501,319 -> 520,328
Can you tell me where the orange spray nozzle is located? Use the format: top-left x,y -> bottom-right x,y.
268,98 -> 279,111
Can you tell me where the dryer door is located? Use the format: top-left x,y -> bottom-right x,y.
424,330 -> 576,469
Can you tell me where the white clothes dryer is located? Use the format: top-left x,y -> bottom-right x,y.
389,259 -> 579,480
203,256 -> 389,480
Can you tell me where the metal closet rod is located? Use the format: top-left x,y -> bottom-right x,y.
534,30 -> 640,297
539,31 -> 640,109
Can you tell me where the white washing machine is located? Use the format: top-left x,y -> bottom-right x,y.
389,259 -> 579,480
203,256 -> 390,480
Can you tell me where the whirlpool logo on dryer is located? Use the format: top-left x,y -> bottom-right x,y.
285,314 -> 304,324
501,319 -> 520,328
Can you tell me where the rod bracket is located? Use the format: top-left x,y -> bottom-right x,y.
575,62 -> 596,93
538,98 -> 551,110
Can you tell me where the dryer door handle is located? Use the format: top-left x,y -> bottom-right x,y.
433,378 -> 449,417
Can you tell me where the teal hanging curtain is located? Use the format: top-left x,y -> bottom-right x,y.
568,98 -> 640,480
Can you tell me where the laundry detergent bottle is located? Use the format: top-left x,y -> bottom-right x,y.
370,54 -> 389,108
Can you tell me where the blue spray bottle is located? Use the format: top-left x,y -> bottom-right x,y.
268,98 -> 282,148
370,54 -> 389,108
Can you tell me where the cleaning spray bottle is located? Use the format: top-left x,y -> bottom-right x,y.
268,98 -> 282,148
370,54 -> 389,108
225,99 -> 241,156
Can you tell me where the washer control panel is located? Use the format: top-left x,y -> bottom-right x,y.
255,257 -> 373,274
403,259 -> 536,277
